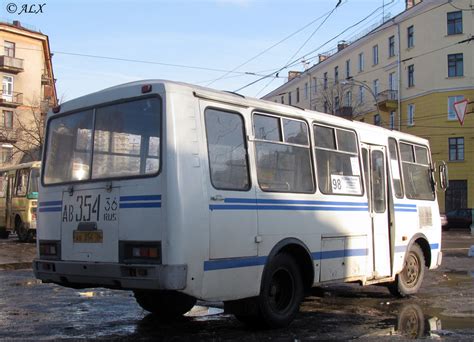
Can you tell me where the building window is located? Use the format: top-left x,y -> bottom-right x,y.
4,41 -> 15,57
373,79 -> 379,97
334,96 -> 340,111
323,72 -> 328,89
304,82 -> 308,100
389,111 -> 395,129
449,137 -> 464,161
447,11 -> 462,35
2,76 -> 13,99
334,66 -> 339,83
372,45 -> 379,65
448,95 -> 464,120
313,77 -> 317,94
389,72 -> 396,91
345,91 -> 352,107
3,111 -> 13,129
324,101 -> 328,113
345,59 -> 350,78
407,104 -> 415,126
407,64 -> 414,87
296,88 -> 300,103
281,96 -> 284,104
288,91 -> 292,105
1,146 -> 12,164
407,25 -> 414,48
448,53 -> 463,77
359,86 -> 364,103
374,114 -> 381,126
388,35 -> 395,57
358,52 -> 364,72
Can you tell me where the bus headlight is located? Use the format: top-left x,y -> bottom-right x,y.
39,241 -> 60,260
120,241 -> 161,264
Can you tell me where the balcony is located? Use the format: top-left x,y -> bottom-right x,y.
0,128 -> 18,143
377,89 -> 398,110
335,106 -> 353,119
0,92 -> 23,108
0,56 -> 24,74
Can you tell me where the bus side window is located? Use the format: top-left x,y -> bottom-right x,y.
314,124 -> 362,196
0,172 -> 6,197
15,169 -> 28,197
388,138 -> 403,198
205,108 -> 250,191
253,114 -> 314,193
400,142 -> 434,201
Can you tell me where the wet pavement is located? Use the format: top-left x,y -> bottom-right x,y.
0,230 -> 473,340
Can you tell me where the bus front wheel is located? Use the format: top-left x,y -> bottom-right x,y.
16,219 -> 32,243
389,243 -> 426,297
133,290 -> 196,318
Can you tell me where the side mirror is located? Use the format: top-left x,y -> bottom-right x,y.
438,161 -> 449,191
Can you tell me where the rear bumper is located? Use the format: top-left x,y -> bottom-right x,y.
33,259 -> 187,290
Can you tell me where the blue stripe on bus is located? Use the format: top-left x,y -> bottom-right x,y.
38,201 -> 62,207
120,195 -> 161,202
224,198 -> 368,207
119,202 -> 161,209
395,243 -> 440,253
394,203 -> 417,208
209,204 -> 368,211
38,206 -> 62,213
204,248 -> 369,271
394,208 -> 417,212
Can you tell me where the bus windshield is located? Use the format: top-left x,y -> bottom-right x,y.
43,97 -> 161,185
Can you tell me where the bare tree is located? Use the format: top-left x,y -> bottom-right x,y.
311,80 -> 372,118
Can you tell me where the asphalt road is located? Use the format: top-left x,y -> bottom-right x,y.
0,229 -> 473,340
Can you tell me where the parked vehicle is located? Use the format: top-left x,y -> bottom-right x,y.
443,208 -> 473,229
34,80 -> 447,328
0,161 -> 40,241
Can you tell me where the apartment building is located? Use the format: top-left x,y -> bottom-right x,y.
263,0 -> 473,213
0,20 -> 57,166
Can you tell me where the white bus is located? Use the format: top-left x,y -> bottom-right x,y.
34,80 -> 447,328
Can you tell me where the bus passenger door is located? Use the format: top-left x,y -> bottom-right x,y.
202,104 -> 258,260
5,173 -> 14,229
362,145 -> 391,278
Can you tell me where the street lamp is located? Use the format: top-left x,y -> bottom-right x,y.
341,77 -> 381,117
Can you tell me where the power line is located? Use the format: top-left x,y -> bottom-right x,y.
204,3 -> 346,87
235,0 -> 396,93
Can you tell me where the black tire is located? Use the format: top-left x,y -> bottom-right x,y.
133,290 -> 196,318
389,243 -> 425,297
256,253 -> 304,328
0,228 -> 9,239
16,219 -> 31,243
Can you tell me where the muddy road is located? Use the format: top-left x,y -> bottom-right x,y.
0,230 -> 473,340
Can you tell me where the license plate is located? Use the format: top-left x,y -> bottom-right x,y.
73,230 -> 103,243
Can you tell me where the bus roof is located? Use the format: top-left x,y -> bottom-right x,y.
0,161 -> 41,173
52,79 -> 430,147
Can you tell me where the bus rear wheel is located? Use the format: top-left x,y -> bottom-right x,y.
256,253 -> 304,328
389,243 -> 425,297
133,290 -> 196,318
16,219 -> 32,243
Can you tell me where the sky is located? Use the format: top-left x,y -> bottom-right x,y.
1,0 -> 407,102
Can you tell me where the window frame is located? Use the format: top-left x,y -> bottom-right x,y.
448,137 -> 464,161
13,168 -> 29,198
399,141 -> 435,201
205,107 -> 251,192
253,111 -> 315,194
313,122 -> 364,197
447,95 -> 464,120
388,35 -> 395,58
4,41 -> 15,58
447,11 -> 462,35
448,53 -> 463,77
358,52 -> 364,72
407,25 -> 414,48
41,94 -> 163,187
3,110 -> 13,129
407,64 -> 414,87
407,104 -> 415,126
372,45 -> 379,65
388,137 -> 404,199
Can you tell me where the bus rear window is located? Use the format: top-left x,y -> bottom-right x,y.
43,97 -> 161,185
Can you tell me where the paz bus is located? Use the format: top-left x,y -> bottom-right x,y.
34,80 -> 447,328
0,161 -> 40,242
